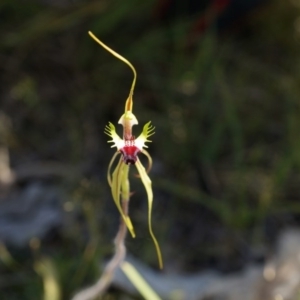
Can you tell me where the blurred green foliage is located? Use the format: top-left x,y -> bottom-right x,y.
1,0 -> 300,298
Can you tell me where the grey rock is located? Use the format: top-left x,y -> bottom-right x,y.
0,182 -> 63,247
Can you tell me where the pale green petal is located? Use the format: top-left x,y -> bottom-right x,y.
141,149 -> 153,173
135,122 -> 155,150
107,151 -> 120,187
111,157 -> 135,238
135,158 -> 163,269
104,122 -> 124,150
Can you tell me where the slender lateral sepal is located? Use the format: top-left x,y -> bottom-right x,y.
135,158 -> 163,269
111,157 -> 135,238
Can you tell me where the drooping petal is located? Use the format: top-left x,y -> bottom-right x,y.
141,149 -> 153,173
135,158 -> 163,269
107,151 -> 120,187
104,122 -> 124,150
135,122 -> 155,150
134,149 -> 153,178
111,156 -> 135,238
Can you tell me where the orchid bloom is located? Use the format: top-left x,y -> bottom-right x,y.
88,32 -> 163,269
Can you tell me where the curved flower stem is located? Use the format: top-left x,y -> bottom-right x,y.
71,189 -> 130,300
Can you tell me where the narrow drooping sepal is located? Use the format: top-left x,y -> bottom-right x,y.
104,122 -> 124,150
111,156 -> 136,238
135,122 -> 155,150
135,157 -> 163,269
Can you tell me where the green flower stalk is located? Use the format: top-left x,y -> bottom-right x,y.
88,32 -> 163,269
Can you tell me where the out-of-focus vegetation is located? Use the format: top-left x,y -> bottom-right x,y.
1,0 -> 300,298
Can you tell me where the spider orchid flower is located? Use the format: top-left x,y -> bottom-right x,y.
88,32 -> 163,269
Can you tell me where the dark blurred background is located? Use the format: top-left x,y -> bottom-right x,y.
1,0 -> 300,299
